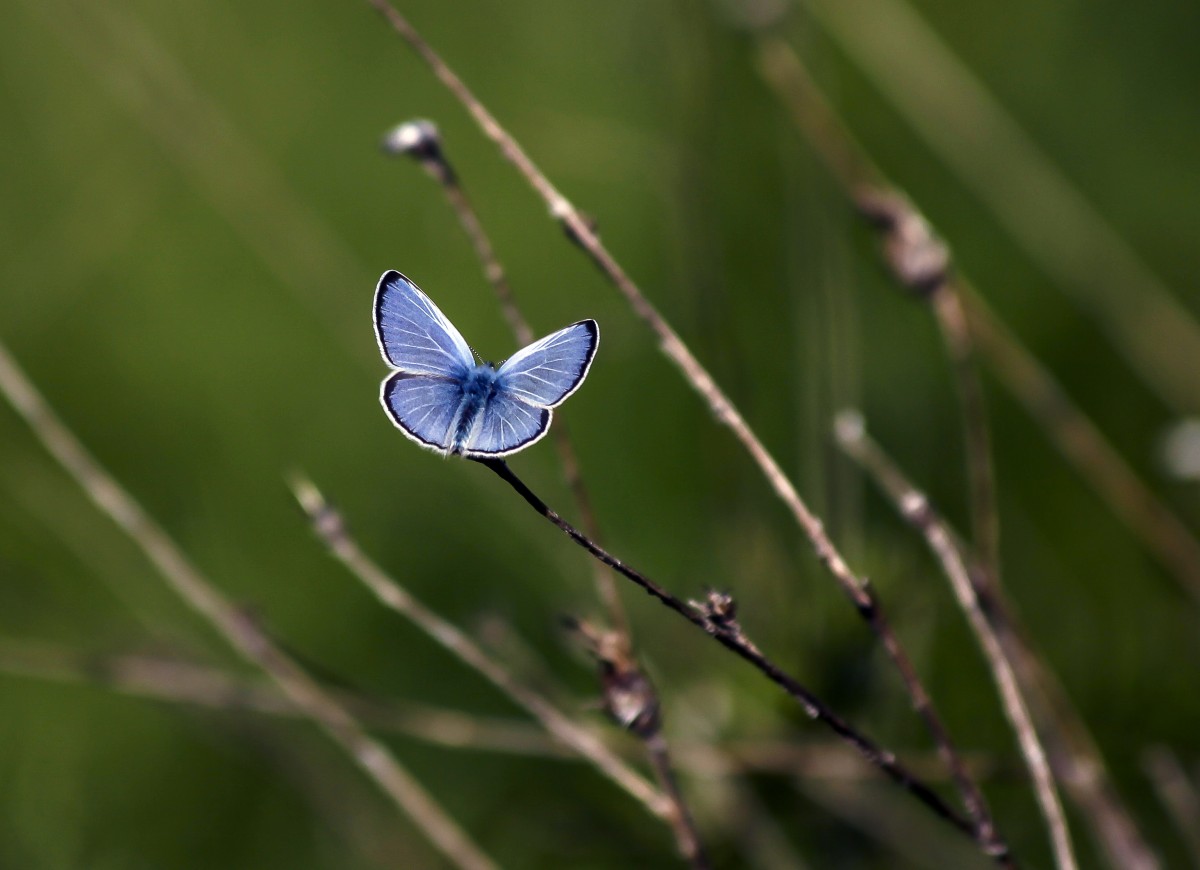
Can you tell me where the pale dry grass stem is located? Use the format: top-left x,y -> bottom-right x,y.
290,477 -> 677,827
836,412 -> 1077,870
381,119 -> 708,865
1142,747 -> 1200,867
366,4 -> 1006,860
0,636 -> 574,759
0,341 -> 497,870
802,0 -> 1200,414
757,34 -> 1166,869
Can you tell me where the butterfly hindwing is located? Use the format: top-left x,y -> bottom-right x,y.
380,372 -> 462,452
495,320 -> 598,409
462,392 -> 552,457
374,270 -> 475,377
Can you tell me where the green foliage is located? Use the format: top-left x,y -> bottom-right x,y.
2,0 -> 1198,866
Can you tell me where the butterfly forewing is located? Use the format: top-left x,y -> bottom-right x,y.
374,270 -> 476,377
495,320 -> 598,409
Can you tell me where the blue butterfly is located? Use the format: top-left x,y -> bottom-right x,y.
373,270 -> 599,458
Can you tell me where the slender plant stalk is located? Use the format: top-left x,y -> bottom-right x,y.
644,732 -> 709,868
366,4 -> 1005,860
1142,747 -> 1200,867
0,342 -> 496,870
0,636 -> 575,758
470,456 -> 985,848
0,636 -> 985,785
757,34 -> 1166,870
291,477 -> 677,825
382,122 -> 627,632
758,32 -> 1200,604
964,294 -> 1200,608
802,0 -> 1200,414
379,119 -> 708,866
835,413 -> 1078,870
930,287 -> 1001,586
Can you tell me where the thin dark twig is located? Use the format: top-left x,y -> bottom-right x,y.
367,5 -> 1000,861
757,34 -> 1164,870
472,456 -> 980,846
381,120 -> 706,866
0,342 -> 496,870
835,414 -> 1077,870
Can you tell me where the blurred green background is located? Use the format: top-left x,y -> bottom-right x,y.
2,0 -> 1199,866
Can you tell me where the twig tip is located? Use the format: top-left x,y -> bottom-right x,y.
382,118 -> 441,154
287,471 -> 322,514
288,473 -> 347,544
854,188 -> 950,296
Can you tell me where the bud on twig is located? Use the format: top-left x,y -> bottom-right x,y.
381,119 -> 457,184
565,616 -> 661,738
856,187 -> 951,297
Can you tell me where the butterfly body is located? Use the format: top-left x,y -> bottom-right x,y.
373,271 -> 597,458
445,363 -> 501,454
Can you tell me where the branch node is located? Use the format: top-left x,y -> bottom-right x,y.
560,209 -> 600,250
900,491 -> 932,525
291,475 -> 348,544
855,187 -> 951,297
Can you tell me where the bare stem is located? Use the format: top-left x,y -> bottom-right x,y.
931,287 -> 1001,586
1142,747 -> 1200,867
380,119 -> 626,639
366,4 -> 1000,859
804,0 -> 1200,415
767,18 -> 1200,608
0,636 -> 992,786
0,635 -> 573,758
471,456 -> 983,849
836,413 -> 1078,870
758,34 -> 1165,870
0,342 -> 496,870
563,616 -> 709,867
964,293 -> 1200,609
762,36 -> 996,593
381,122 -> 708,863
645,732 -> 710,869
291,477 -> 675,826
